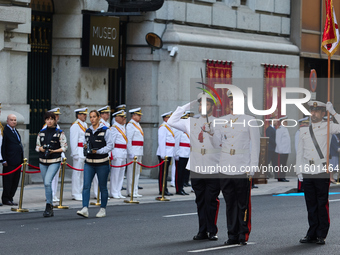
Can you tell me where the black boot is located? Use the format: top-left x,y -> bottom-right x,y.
43,203 -> 54,217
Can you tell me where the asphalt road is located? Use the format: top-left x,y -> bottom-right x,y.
2,187 -> 340,255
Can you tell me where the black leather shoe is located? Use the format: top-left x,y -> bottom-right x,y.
224,239 -> 240,245
138,186 -> 143,190
299,236 -> 317,243
184,183 -> 191,187
278,178 -> 290,182
176,191 -> 186,195
121,187 -> 126,190
182,191 -> 190,195
159,191 -> 173,196
316,237 -> 325,245
0,202 -> 2,206
193,232 -> 208,240
164,191 -> 173,196
3,201 -> 13,206
252,185 -> 258,189
11,202 -> 18,206
208,233 -> 218,241
239,239 -> 247,245
43,203 -> 54,217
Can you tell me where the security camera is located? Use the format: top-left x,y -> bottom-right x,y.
169,46 -> 178,57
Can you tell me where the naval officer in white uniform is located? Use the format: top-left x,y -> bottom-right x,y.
126,107 -> 144,198
110,110 -> 127,199
70,107 -> 88,201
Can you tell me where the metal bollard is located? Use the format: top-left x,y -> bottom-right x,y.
11,159 -> 29,212
54,158 -> 69,209
90,185 -> 101,206
156,156 -> 170,201
124,156 -> 139,204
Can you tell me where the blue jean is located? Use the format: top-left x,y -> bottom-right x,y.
83,163 -> 110,208
39,163 -> 60,204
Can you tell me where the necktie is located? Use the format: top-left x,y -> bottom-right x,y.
13,129 -> 20,142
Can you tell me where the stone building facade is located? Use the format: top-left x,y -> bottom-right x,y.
0,0 -> 310,180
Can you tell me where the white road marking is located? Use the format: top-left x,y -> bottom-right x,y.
0,231 -> 5,234
329,199 -> 340,202
188,242 -> 256,253
163,212 -> 197,218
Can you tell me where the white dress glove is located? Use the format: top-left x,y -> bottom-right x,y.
326,102 -> 336,115
128,154 -> 135,159
298,174 -> 303,182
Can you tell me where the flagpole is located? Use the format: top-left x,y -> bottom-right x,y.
327,55 -> 330,174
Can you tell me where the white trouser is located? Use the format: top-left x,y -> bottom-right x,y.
171,159 -> 176,185
110,157 -> 126,197
71,157 -> 85,200
126,155 -> 142,196
51,167 -> 60,198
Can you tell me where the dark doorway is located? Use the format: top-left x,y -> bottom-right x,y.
108,21 -> 127,116
27,0 -> 54,165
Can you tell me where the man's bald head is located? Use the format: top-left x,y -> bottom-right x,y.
7,114 -> 17,128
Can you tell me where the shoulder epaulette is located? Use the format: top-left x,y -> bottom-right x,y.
72,120 -> 79,126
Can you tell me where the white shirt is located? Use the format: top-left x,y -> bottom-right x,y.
126,119 -> 144,157
296,114 -> 340,175
275,125 -> 291,154
213,114 -> 260,175
70,119 -> 88,159
176,131 -> 190,158
167,102 -> 220,174
111,122 -> 127,159
156,121 -> 176,158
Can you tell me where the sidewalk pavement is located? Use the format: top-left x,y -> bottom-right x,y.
0,175 -> 302,215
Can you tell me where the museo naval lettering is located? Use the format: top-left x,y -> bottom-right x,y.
92,26 -> 117,58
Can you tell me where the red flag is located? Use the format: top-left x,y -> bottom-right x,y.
321,0 -> 340,56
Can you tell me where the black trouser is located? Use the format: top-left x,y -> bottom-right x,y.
191,177 -> 220,235
158,156 -> 172,193
175,157 -> 188,193
302,173 -> 330,239
2,164 -> 21,203
183,167 -> 190,185
276,154 -> 288,179
267,150 -> 278,178
220,174 -> 252,242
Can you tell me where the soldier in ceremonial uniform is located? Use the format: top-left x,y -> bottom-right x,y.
112,104 -> 126,125
157,111 -> 176,196
110,110 -> 127,199
98,106 -> 111,127
168,93 -> 221,241
275,116 -> 291,182
297,101 -> 340,245
213,89 -> 260,245
45,108 -> 63,202
126,108 -> 144,198
70,108 -> 88,201
174,111 -> 191,195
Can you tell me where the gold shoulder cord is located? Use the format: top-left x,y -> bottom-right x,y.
0,122 -> 3,136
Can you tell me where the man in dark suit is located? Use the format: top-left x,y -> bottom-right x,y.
1,114 -> 23,205
266,116 -> 278,179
